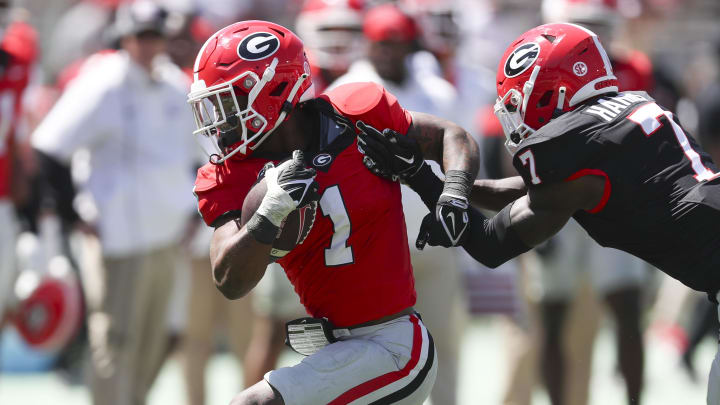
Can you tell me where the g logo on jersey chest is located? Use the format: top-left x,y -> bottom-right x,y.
313,153 -> 333,168
237,32 -> 280,61
504,42 -> 540,78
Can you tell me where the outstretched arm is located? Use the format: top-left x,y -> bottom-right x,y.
461,174 -> 605,267
471,176 -> 527,212
356,112 -> 479,246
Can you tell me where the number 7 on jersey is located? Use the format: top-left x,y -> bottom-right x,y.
519,149 -> 542,185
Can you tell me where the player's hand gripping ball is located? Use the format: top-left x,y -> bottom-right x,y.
242,150 -> 319,261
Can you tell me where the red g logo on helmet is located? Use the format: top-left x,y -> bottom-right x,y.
237,32 -> 281,61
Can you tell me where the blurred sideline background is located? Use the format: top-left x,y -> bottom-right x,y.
1,1 -> 720,405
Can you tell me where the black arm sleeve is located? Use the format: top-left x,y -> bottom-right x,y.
405,164 -> 530,267
35,149 -> 80,225
461,203 -> 532,268
405,163 -> 444,211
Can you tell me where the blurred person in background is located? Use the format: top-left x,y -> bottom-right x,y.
401,0 -> 497,144
329,4 -> 467,404
241,262 -> 306,389
528,1 -> 652,403
181,223 -> 256,405
295,0 -> 365,93
682,50 -> 720,380
39,0 -> 121,84
30,1 -> 198,404
0,0 -> 38,330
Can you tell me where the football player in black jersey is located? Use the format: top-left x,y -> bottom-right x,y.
356,22 -> 720,404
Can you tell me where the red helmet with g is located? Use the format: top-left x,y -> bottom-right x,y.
494,23 -> 618,154
188,20 -> 315,163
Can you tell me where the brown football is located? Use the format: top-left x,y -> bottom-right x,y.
241,175 -> 317,261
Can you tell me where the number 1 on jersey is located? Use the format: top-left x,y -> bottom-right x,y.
319,185 -> 354,266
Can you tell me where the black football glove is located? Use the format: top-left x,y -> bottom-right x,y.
355,120 -> 424,181
416,194 -> 470,249
416,170 -> 474,249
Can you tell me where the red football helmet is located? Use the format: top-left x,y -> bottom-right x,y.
295,0 -> 365,73
188,20 -> 315,163
12,256 -> 83,351
402,0 -> 459,58
494,23 -> 618,154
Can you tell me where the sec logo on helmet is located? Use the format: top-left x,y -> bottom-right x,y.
504,42 -> 540,78
237,32 -> 281,61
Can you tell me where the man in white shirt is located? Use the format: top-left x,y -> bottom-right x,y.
31,2 -> 197,404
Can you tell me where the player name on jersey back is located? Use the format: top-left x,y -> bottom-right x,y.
583,92 -> 650,122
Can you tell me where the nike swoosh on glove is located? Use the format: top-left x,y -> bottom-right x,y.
356,120 -> 424,181
257,150 -> 320,227
415,194 -> 470,249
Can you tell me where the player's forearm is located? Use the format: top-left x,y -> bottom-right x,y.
409,111 -> 479,176
470,176 -> 527,211
461,203 -> 532,268
210,220 -> 271,300
441,125 -> 479,177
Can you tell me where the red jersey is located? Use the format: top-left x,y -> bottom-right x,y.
195,82 -> 416,327
0,21 -> 36,199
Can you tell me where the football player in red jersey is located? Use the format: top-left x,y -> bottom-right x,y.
0,2 -> 37,329
358,23 -> 720,405
188,20 -> 478,405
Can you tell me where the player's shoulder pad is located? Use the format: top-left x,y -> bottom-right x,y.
194,158 -> 268,226
319,82 -> 412,134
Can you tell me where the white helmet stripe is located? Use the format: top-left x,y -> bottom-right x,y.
566,23 -> 613,76
193,29 -> 223,82
591,35 -> 613,76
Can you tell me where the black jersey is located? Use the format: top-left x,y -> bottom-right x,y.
512,91 -> 720,295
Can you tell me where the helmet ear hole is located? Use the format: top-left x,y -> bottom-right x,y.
537,90 -> 554,108
270,81 -> 289,97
